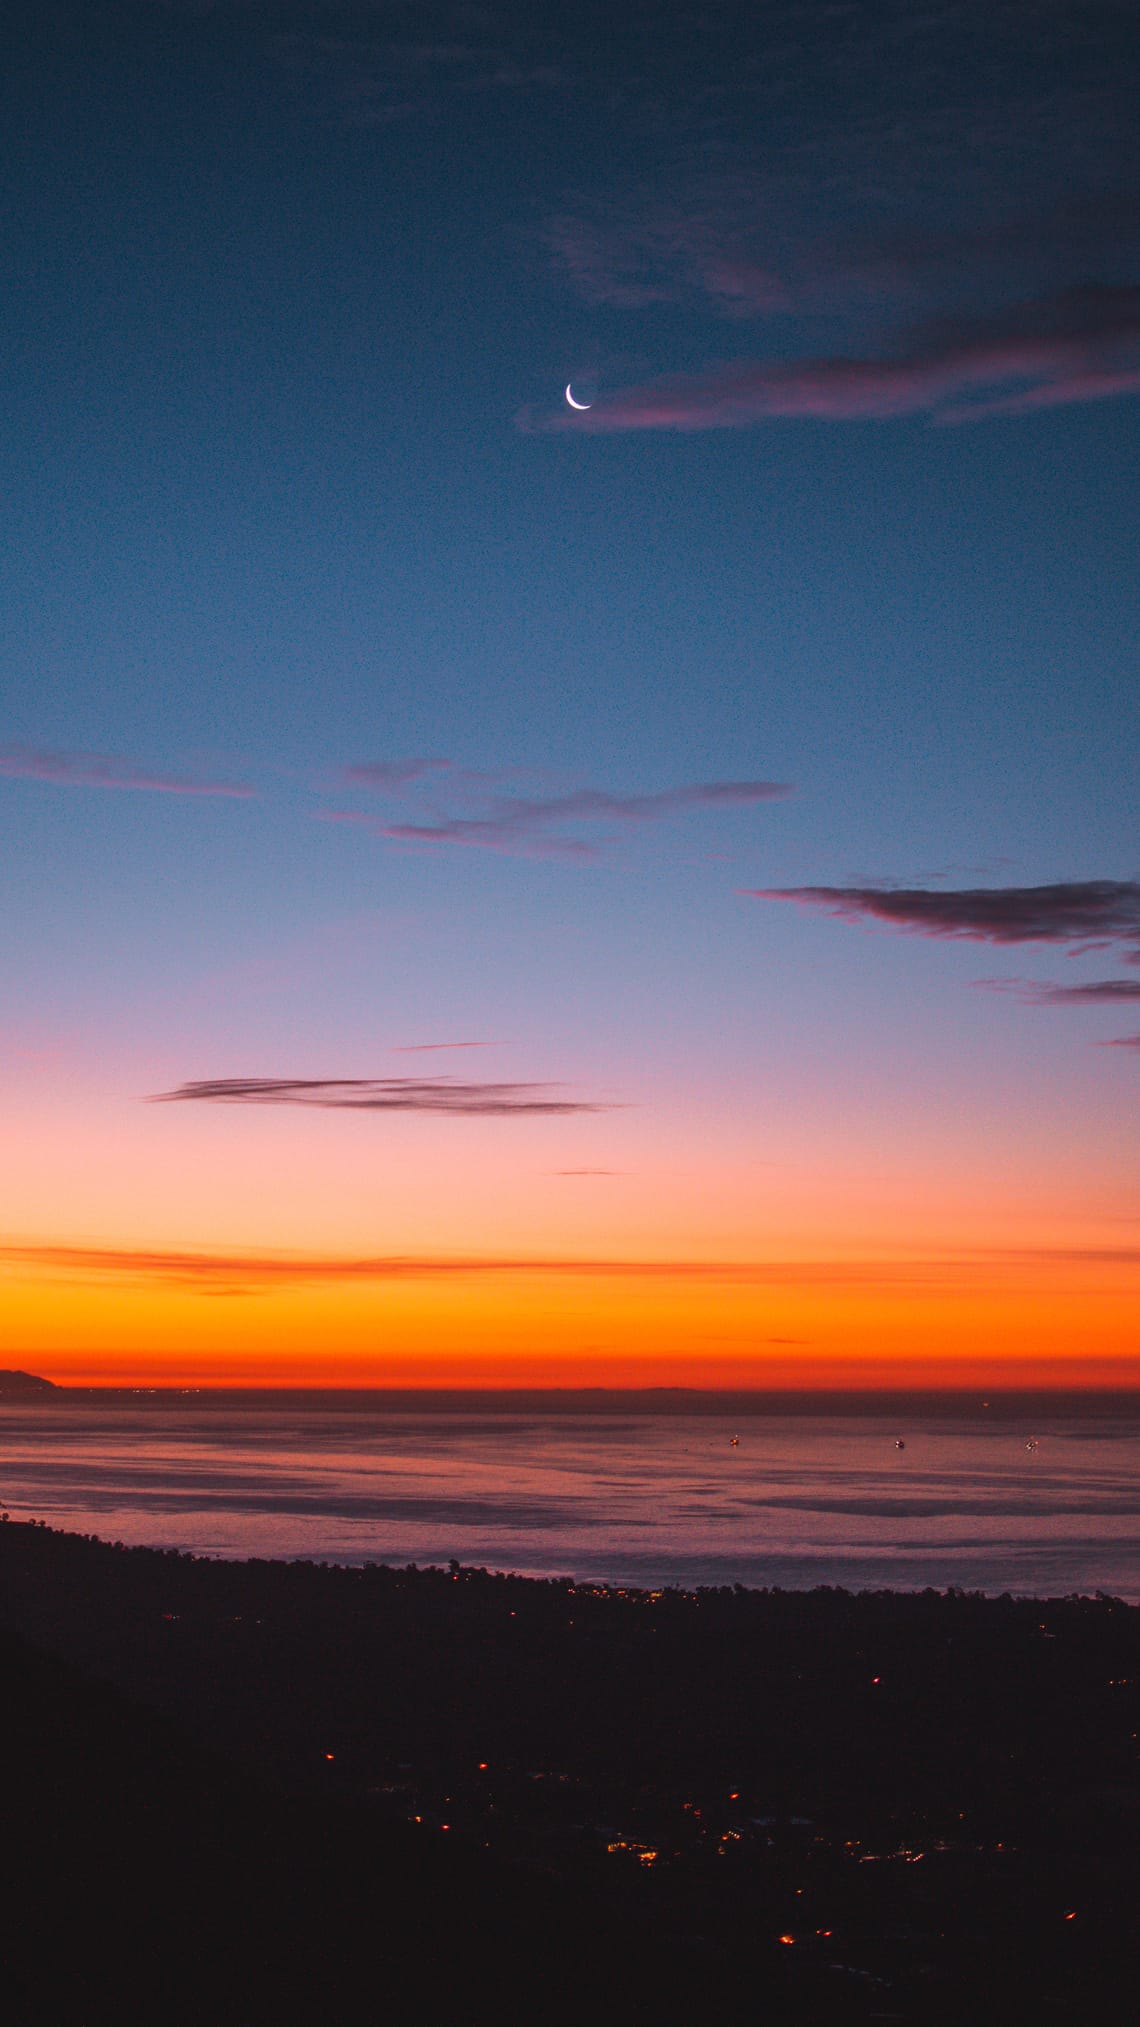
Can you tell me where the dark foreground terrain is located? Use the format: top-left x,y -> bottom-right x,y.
0,1521 -> 1136,2023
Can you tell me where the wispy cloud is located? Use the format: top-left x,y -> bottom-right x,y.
1104,1034 -> 1140,1051
546,185 -> 1140,323
749,880 -> 1140,955
335,777 -> 792,859
976,977 -> 1140,1004
367,813 -> 595,861
526,285 -> 1140,432
148,1076 -> 616,1115
392,1040 -> 498,1053
5,1240 -> 1138,1293
0,744 -> 254,798
544,200 -> 792,316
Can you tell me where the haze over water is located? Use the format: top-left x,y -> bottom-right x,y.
3,1395 -> 1136,1600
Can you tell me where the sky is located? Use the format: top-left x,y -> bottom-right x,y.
2,0 -> 1138,1386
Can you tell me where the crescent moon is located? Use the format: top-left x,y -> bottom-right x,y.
565,383 -> 592,411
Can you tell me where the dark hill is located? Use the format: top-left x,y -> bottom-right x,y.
0,1521 -> 1136,2023
0,1624 -> 690,2026
0,1370 -> 56,1393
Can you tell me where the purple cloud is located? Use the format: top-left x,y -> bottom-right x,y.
749,881 -> 1140,953
545,174 -> 1140,322
525,285 -> 1140,432
977,978 -> 1140,1004
149,1076 -> 617,1116
0,744 -> 254,798
325,807 -> 594,861
360,778 -> 792,859
1104,1034 -> 1140,1051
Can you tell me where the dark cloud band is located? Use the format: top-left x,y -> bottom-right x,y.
148,1077 -> 616,1115
977,977 -> 1140,1004
749,879 -> 1140,950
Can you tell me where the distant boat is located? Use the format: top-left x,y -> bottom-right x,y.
894,1439 -> 906,1451
729,1435 -> 740,1447
1024,1437 -> 1039,1452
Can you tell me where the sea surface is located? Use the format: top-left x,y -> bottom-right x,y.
1,1391 -> 1138,1598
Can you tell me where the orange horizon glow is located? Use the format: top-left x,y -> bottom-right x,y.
18,1364 -> 1140,1391
5,1232 -> 1137,1389
5,1061 -> 1138,1392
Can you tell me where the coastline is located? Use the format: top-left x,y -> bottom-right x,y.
10,1383 -> 1140,1417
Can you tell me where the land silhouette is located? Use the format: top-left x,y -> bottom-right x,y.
0,1518 -> 1135,2022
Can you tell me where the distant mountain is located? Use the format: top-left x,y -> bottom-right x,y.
0,1370 -> 56,1393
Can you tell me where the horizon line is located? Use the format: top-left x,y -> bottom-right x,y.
11,1377 -> 1140,1402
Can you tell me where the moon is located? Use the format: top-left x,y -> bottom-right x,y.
565,383 -> 592,410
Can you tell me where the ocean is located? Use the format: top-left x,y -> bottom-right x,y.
2,1391 -> 1137,1599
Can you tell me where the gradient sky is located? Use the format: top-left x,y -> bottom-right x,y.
2,0 -> 1138,1385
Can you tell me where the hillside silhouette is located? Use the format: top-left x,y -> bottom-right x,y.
0,1520 -> 1136,2022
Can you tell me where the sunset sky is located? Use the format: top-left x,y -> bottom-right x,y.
2,0 -> 1138,1386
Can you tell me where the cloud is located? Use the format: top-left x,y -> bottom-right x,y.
345,777 -> 792,859
544,203 -> 792,315
748,880 -> 1140,955
977,977 -> 1140,1004
547,184 -> 1140,322
1104,1034 -> 1140,1050
369,814 -> 595,861
5,1241 -> 1138,1294
0,744 -> 254,797
342,758 -> 450,788
148,1077 -> 616,1115
526,285 -> 1140,432
392,1041 -> 498,1053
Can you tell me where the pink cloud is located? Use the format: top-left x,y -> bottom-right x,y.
0,745 -> 254,798
525,285 -> 1140,432
333,778 -> 792,859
